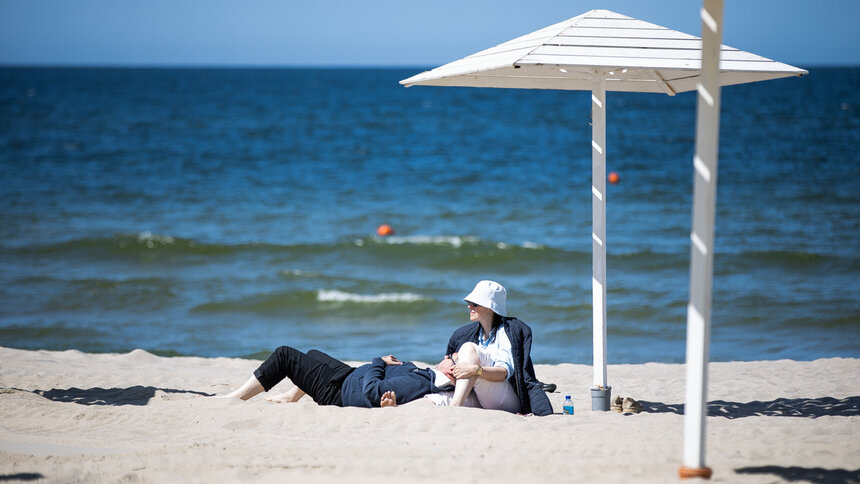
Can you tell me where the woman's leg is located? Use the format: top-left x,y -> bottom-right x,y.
471,377 -> 520,413
426,390 -> 480,407
382,391 -> 440,408
450,342 -> 480,406
450,342 -> 519,412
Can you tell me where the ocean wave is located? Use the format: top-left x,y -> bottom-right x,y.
191,288 -> 434,315
190,291 -> 314,314
357,235 -> 546,251
121,231 -> 176,249
4,232 -> 585,277
610,249 -> 688,270
5,232 -> 242,256
8,232 -> 550,255
8,233 -> 846,276
716,249 -> 847,271
736,249 -> 830,262
362,235 -> 481,248
611,248 -> 850,273
317,290 -> 430,304
278,269 -> 322,278
8,275 -> 178,312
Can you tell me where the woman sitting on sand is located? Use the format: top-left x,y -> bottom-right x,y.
433,280 -> 552,416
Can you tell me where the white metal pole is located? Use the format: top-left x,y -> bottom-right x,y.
681,0 -> 723,479
591,73 -> 608,396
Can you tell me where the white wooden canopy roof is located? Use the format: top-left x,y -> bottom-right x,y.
400,9 -> 806,95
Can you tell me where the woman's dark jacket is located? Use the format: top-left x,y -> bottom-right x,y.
446,317 -> 553,416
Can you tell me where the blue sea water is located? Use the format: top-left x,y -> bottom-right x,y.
1,67 -> 858,364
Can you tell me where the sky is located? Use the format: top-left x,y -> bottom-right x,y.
1,0 -> 857,68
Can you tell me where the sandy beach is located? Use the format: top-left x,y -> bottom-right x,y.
0,346 -> 857,483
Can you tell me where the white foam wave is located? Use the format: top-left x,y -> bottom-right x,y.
115,231 -> 176,249
137,231 -> 175,244
317,290 -> 429,304
522,241 -> 545,250
365,235 -> 545,250
367,235 -> 481,248
279,269 -> 321,278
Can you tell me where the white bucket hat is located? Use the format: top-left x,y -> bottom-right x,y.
464,280 -> 507,317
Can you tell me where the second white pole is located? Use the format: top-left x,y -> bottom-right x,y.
591,73 -> 609,401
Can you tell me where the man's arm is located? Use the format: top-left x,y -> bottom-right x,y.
436,353 -> 456,383
361,357 -> 389,405
362,357 -> 430,406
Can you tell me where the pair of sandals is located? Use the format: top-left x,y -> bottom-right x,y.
611,395 -> 643,414
537,383 -> 643,414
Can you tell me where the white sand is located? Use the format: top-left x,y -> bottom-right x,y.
0,346 -> 857,483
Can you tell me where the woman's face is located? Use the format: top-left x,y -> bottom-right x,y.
467,301 -> 493,322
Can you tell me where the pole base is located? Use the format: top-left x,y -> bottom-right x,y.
679,466 -> 712,480
590,386 -> 611,411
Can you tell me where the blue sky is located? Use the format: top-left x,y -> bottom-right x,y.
1,0 -> 857,67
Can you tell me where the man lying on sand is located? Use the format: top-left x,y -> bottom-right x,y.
217,346 -> 458,407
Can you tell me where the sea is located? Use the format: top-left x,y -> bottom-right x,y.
1,66 -> 858,365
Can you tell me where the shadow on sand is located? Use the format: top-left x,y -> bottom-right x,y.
0,474 -> 44,482
735,465 -> 860,484
637,396 -> 860,419
29,386 -> 212,406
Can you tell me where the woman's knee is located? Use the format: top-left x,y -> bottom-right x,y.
457,342 -> 479,362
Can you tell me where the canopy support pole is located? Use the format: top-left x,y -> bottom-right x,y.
590,72 -> 610,409
680,0 -> 723,479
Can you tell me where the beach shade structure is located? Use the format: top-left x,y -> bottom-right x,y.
401,6 -> 805,473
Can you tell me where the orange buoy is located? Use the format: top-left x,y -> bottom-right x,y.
376,224 -> 394,237
608,171 -> 620,184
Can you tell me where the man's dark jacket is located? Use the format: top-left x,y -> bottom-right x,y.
340,358 -> 445,407
446,317 -> 553,416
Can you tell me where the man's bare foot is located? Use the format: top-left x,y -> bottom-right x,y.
380,390 -> 397,408
264,386 -> 306,403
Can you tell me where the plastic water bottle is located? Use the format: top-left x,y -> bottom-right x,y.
563,395 -> 574,415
